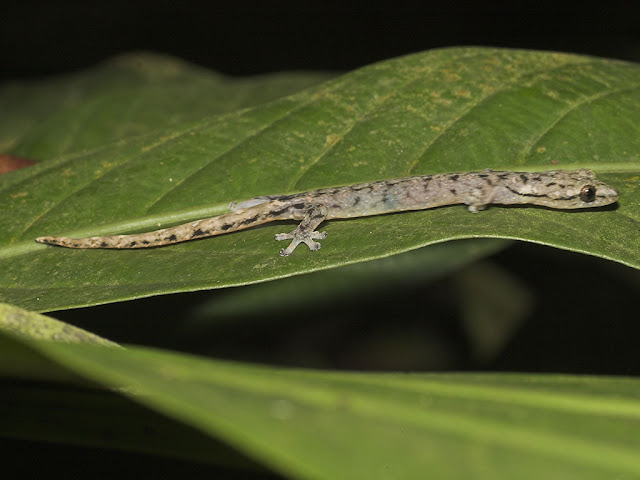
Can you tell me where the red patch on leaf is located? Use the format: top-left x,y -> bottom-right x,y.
0,154 -> 37,174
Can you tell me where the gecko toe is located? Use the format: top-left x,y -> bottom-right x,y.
307,241 -> 322,251
275,232 -> 294,241
276,230 -> 327,255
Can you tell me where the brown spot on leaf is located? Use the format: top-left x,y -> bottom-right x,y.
0,154 -> 37,174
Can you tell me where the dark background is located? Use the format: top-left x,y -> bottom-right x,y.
3,2 -> 640,80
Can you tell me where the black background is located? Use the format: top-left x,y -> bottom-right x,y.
3,1 -> 640,80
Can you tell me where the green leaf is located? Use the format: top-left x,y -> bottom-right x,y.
0,302 -> 119,346
0,52 -> 334,156
1,47 -> 639,311
2,328 -> 640,479
3,383 -> 259,470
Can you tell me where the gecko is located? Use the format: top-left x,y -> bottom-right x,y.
35,168 -> 619,256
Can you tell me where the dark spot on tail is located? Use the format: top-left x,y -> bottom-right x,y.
100,242 -> 107,247
270,207 -> 291,217
240,215 -> 260,226
166,234 -> 177,242
190,229 -> 208,238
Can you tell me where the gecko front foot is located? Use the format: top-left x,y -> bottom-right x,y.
275,230 -> 328,256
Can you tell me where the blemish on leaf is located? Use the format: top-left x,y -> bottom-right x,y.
0,154 -> 37,174
325,134 -> 341,147
443,71 -> 461,82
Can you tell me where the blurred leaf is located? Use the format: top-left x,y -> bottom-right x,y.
1,329 -> 640,479
0,302 -> 119,382
0,302 -> 119,346
1,47 -> 639,311
0,52 -> 334,155
3,382 -> 261,470
453,260 -> 533,362
187,238 -> 508,325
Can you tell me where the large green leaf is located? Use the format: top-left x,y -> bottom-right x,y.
1,326 -> 640,479
1,47 -> 639,311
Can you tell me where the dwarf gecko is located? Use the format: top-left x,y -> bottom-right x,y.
35,168 -> 618,256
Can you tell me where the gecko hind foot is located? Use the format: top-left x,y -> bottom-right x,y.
275,230 -> 327,256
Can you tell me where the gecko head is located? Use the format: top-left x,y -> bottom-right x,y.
516,169 -> 619,209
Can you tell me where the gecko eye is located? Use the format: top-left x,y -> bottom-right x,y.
579,185 -> 596,202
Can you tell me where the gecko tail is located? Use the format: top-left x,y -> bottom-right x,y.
35,228 -> 205,249
35,235 -> 146,249
34,200 -> 297,250
36,236 -> 87,248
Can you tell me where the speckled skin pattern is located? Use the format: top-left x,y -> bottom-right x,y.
36,168 -> 618,256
